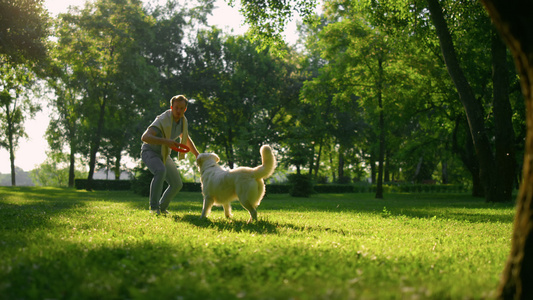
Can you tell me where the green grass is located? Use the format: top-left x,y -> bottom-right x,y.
0,187 -> 515,300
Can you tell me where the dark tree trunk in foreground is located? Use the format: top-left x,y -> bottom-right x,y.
479,0 -> 533,299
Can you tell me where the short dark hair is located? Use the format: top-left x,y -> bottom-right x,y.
170,95 -> 188,107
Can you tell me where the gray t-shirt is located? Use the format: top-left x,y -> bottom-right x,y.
141,118 -> 183,157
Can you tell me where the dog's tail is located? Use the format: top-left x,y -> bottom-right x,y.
252,145 -> 277,179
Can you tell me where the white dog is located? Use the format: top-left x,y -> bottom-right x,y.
196,145 -> 277,223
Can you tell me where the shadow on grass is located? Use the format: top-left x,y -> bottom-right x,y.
1,187 -> 516,227
259,193 -> 516,224
0,187 -> 92,232
174,213 -> 312,235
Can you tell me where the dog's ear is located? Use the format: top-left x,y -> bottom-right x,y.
213,154 -> 220,163
196,154 -> 205,166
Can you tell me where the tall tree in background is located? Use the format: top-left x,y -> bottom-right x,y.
0,59 -> 40,185
185,29 -> 303,168
55,0 -> 158,189
0,0 -> 49,183
45,81 -> 80,188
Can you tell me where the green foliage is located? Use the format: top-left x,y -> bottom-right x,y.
30,152 -> 87,187
185,29 -> 305,168
51,0 -> 165,182
0,0 -> 50,64
3,0 -> 522,201
0,187 -> 514,299
236,0 -> 319,54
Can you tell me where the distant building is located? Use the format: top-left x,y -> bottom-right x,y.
93,169 -> 133,180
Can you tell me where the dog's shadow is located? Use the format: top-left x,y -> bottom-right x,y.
174,214 -> 281,234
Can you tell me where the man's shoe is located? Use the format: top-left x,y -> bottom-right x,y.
151,209 -> 161,215
161,209 -> 170,215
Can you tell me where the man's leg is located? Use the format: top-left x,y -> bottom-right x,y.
159,157 -> 183,211
142,151 -> 167,211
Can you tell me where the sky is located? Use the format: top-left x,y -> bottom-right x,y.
0,0 -> 301,174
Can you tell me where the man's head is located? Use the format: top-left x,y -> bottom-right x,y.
170,95 -> 188,122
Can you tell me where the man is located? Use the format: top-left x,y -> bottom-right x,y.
141,95 -> 199,215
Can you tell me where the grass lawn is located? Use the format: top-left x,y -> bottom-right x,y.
0,187 -> 515,299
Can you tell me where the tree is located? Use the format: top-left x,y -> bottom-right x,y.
0,58 -> 40,186
235,2 -> 532,296
303,5 -> 449,194
234,0 -> 318,54
55,0 -> 159,190
478,1 -> 533,298
425,0 -> 516,202
185,28 -> 304,169
0,0 -> 49,186
30,151 -> 86,187
46,65 -> 82,188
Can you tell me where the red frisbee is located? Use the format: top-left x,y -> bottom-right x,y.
171,144 -> 190,153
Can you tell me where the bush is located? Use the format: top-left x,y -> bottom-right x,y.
182,182 -> 202,192
266,184 -> 291,194
337,176 -> 352,184
314,184 -> 354,193
131,167 -> 155,196
288,174 -> 314,197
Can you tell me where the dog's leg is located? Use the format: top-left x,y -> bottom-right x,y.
223,203 -> 233,219
200,196 -> 215,219
240,200 -> 258,223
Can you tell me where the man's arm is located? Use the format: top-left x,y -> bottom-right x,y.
141,127 -> 174,147
185,135 -> 199,158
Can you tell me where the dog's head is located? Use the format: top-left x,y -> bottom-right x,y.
196,153 -> 220,172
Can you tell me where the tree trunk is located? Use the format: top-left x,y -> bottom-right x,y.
309,142 -> 315,178
225,125 -> 235,169
464,125 -> 485,197
68,140 -> 75,188
338,146 -> 345,180
370,154 -> 376,184
441,160 -> 448,184
9,142 -> 15,186
6,104 -> 16,186
479,0 -> 533,299
68,146 -> 76,188
427,0 -> 500,202
452,116 -> 484,196
112,150 -> 122,180
87,92 -> 108,191
376,58 -> 385,199
330,154 -> 336,182
414,156 -> 423,182
314,138 -> 323,181
492,29 -> 517,202
384,150 -> 390,183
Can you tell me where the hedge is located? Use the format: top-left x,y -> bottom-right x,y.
75,178 -> 470,195
74,179 -> 132,191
